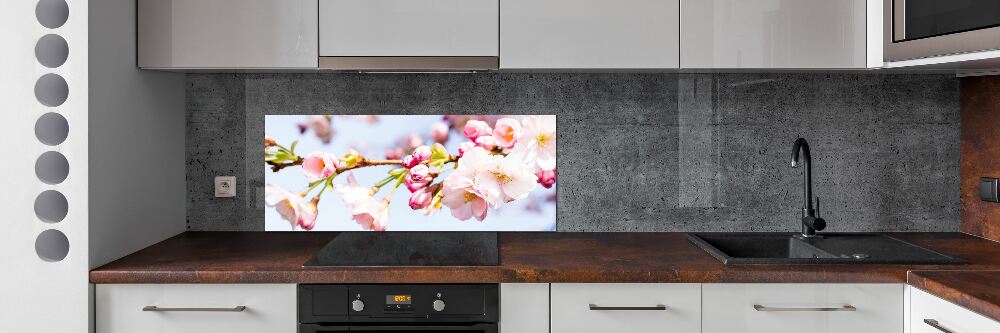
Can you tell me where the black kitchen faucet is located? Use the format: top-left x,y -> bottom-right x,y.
791,138 -> 826,237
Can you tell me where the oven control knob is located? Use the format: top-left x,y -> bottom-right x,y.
432,299 -> 446,312
351,299 -> 365,312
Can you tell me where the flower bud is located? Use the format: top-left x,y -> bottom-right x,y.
430,122 -> 450,143
408,164 -> 430,182
475,135 -> 496,150
458,142 -> 476,157
408,188 -> 433,210
412,145 -> 432,163
463,120 -> 492,141
264,136 -> 277,147
402,155 -> 419,169
537,169 -> 556,189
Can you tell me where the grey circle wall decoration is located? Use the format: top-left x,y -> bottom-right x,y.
35,112 -> 69,145
35,34 -> 69,68
34,190 -> 68,223
35,151 -> 70,185
34,73 -> 69,107
35,229 -> 70,262
36,0 -> 69,29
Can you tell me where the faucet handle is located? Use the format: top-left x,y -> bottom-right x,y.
815,196 -> 820,218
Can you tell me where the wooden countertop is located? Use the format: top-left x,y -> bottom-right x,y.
90,232 -> 1000,284
908,270 -> 1000,322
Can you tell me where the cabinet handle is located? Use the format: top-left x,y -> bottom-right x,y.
753,305 -> 856,312
588,304 -> 667,311
923,319 -> 954,333
142,306 -> 247,312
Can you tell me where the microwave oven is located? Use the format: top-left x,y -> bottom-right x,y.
884,0 -> 1000,62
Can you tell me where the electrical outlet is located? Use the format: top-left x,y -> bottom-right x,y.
215,176 -> 236,198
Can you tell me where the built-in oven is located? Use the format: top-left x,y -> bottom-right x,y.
299,284 -> 498,333
885,0 -> 1000,61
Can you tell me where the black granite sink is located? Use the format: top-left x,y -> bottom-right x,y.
687,233 -> 966,265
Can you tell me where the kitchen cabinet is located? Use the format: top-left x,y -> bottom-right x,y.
680,0 -> 878,68
702,283 -> 903,333
319,0 -> 499,57
96,284 -> 297,333
500,0 -> 680,69
500,283 -> 549,333
909,287 -> 1000,333
550,283 -> 701,333
138,0 -> 318,69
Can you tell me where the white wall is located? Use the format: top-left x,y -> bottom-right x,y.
88,0 -> 186,270
0,0 -> 90,331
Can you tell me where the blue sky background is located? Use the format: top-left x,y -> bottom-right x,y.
264,115 -> 557,231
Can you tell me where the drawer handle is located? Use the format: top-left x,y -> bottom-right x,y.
142,306 -> 247,312
923,319 -> 954,333
588,304 -> 667,311
753,305 -> 856,312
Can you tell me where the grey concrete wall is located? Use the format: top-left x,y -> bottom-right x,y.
186,73 -> 960,232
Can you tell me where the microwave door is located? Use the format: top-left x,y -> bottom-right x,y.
895,0 -> 1000,42
885,0 -> 1000,61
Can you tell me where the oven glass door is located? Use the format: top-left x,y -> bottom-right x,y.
898,0 -> 1000,41
300,324 -> 498,333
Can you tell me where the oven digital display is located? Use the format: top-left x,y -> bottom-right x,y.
386,295 -> 412,305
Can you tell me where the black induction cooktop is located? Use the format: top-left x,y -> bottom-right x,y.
303,232 -> 500,267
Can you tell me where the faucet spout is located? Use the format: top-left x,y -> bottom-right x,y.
791,138 -> 825,237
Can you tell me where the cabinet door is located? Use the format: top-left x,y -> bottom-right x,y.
550,283 -> 700,333
501,0 -> 680,69
96,284 -> 297,333
702,283 -> 903,333
319,0 -> 499,57
910,287 -> 1000,333
138,0 -> 318,69
500,284 -> 548,333
681,0 -> 868,68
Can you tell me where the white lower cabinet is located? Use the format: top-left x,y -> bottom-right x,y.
95,284 -> 296,333
702,283 -> 904,333
551,283 -> 701,333
500,283 -> 549,333
909,287 -> 1000,333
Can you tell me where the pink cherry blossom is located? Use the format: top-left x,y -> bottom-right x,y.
463,120 -> 492,141
457,147 -> 537,208
474,135 -> 496,150
537,169 -> 556,189
492,118 -> 521,149
430,122 -> 450,143
458,142 -> 476,157
412,145 -> 432,163
512,115 -> 557,171
335,173 -> 389,231
264,136 -> 277,147
404,134 -> 424,150
441,170 -> 488,221
298,197 -> 319,230
408,188 -> 433,210
385,147 -> 404,160
308,115 -> 334,143
302,152 -> 339,182
265,184 -> 315,230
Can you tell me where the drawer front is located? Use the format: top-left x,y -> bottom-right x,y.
703,283 -> 903,333
550,283 -> 701,333
96,284 -> 296,333
319,0 -> 500,57
910,287 -> 1000,333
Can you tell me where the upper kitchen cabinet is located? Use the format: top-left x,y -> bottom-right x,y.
681,0 -> 881,69
138,0 -> 318,69
500,0 -> 680,69
318,0 -> 500,70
